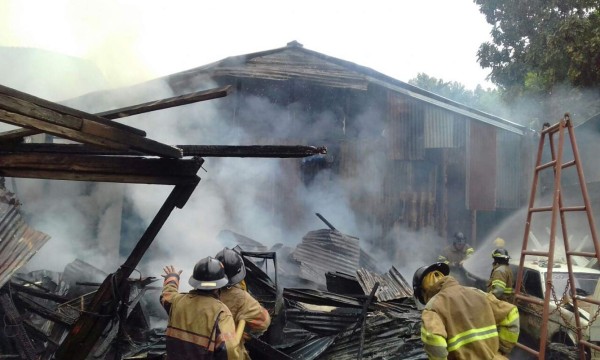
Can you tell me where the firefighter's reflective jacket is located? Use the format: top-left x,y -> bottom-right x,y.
437,245 -> 474,266
220,284 -> 272,359
421,276 -> 519,359
160,274 -> 242,360
487,263 -> 514,303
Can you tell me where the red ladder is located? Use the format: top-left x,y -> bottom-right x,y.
513,114 -> 600,359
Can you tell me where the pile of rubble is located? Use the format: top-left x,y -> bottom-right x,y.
0,212 -> 427,359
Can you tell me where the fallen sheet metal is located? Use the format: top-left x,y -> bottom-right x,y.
0,185 -> 50,289
356,266 -> 414,301
292,229 -> 361,286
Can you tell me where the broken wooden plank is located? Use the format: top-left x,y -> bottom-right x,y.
0,85 -> 232,142
0,143 -> 328,158
96,85 -> 232,120
0,84 -> 144,135
0,106 -> 182,158
0,153 -> 203,185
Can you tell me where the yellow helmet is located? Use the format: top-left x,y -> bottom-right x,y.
494,237 -> 506,247
412,263 -> 450,305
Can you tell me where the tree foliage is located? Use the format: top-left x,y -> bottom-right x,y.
408,73 -> 508,118
475,0 -> 600,92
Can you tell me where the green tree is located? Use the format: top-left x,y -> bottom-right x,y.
409,73 -> 508,118
474,0 -> 600,124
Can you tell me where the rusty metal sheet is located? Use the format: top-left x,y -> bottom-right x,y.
0,192 -> 50,289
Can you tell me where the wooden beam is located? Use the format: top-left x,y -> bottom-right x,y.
0,143 -> 328,158
0,153 -> 203,185
97,85 -> 232,120
0,85 -> 232,142
0,84 -> 144,135
0,92 -> 182,158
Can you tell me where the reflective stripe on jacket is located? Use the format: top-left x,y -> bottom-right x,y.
220,285 -> 272,359
421,276 -> 519,359
487,264 -> 514,303
160,274 -> 242,360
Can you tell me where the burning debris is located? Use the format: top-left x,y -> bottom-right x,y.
0,218 -> 427,359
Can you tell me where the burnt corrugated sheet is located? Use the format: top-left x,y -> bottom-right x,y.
292,229 -> 360,286
467,121 -> 497,211
496,130 -> 525,208
356,266 -> 413,302
318,310 -> 426,360
0,197 -> 50,289
387,92 -> 425,161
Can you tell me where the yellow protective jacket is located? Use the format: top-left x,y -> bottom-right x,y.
487,264 -> 514,303
160,273 -> 242,360
421,276 -> 519,360
437,245 -> 474,267
220,284 -> 272,359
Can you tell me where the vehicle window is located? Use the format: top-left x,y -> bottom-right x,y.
523,270 -> 543,298
547,272 -> 600,297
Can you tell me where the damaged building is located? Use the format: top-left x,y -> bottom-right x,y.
64,40 -> 532,258
0,41 -> 541,359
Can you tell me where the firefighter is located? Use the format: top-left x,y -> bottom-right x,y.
160,257 -> 242,360
216,248 -> 271,360
437,232 -> 474,284
487,248 -> 514,303
413,262 -> 520,359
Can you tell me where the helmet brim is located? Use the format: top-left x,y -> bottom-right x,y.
188,275 -> 229,290
228,265 -> 246,285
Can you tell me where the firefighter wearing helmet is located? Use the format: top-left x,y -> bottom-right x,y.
437,232 -> 474,284
413,262 -> 520,359
216,248 -> 271,360
160,257 -> 243,359
487,248 -> 514,302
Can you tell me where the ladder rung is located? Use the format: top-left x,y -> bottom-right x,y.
561,160 -> 576,169
530,206 -> 552,213
581,340 -> 600,352
515,293 -> 544,306
522,250 -> 549,257
575,295 -> 600,307
561,206 -> 586,212
536,160 -> 557,171
514,342 -> 539,357
542,122 -> 561,134
567,251 -> 597,257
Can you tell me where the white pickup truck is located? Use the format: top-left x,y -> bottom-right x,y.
467,259 -> 600,358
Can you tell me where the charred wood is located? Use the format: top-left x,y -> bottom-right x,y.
0,292 -> 38,360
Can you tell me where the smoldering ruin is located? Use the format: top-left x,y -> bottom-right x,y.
3,41 -> 597,359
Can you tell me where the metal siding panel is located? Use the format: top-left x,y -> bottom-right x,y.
467,122 -> 497,210
496,130 -> 523,208
387,93 -> 424,160
424,107 -> 455,148
0,201 -> 51,288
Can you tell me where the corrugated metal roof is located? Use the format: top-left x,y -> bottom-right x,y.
0,190 -> 50,289
292,229 -> 361,285
356,266 -> 413,302
168,42 -> 526,135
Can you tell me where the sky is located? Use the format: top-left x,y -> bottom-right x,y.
0,0 -> 495,93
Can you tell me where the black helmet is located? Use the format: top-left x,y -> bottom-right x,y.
453,232 -> 466,245
188,256 -> 229,290
215,248 -> 246,286
492,248 -> 510,260
412,262 -> 450,305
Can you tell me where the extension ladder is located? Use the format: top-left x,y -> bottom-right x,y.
513,114 -> 600,359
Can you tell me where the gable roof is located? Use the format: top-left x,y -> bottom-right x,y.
167,41 -> 526,135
